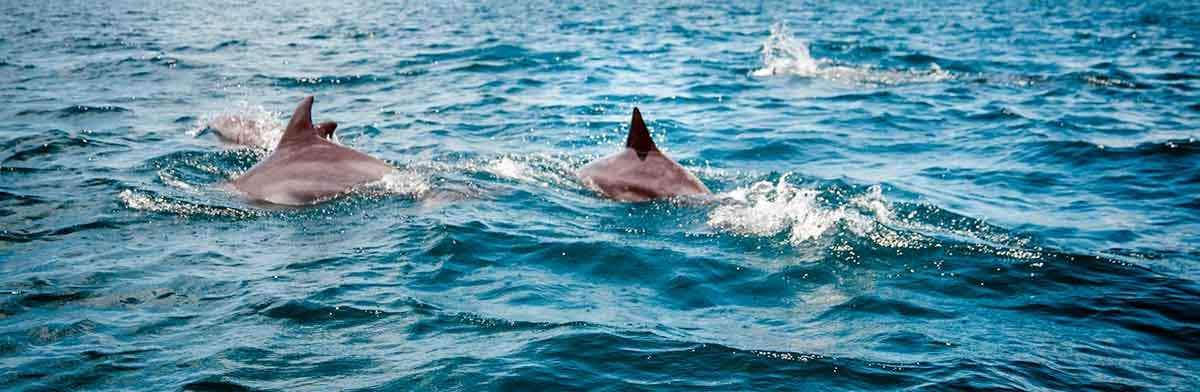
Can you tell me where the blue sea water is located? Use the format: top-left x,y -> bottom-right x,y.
2,0 -> 1199,390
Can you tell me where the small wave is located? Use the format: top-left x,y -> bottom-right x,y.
26,320 -> 99,346
209,39 -> 246,52
181,379 -> 256,392
15,105 -> 131,118
1016,138 -> 1200,165
0,130 -> 128,165
260,299 -> 389,325
1062,70 -> 1148,90
750,23 -> 953,86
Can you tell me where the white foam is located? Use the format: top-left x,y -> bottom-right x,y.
478,154 -> 585,191
709,175 -> 846,244
751,23 -> 821,77
487,156 -> 536,183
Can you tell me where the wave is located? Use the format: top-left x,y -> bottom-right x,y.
1013,137 -> 1200,166
259,299 -> 391,326
15,105 -> 131,118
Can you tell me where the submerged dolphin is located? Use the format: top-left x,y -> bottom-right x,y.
231,96 -> 396,205
207,114 -> 336,149
578,108 -> 710,202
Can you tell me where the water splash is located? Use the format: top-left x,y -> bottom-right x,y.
487,156 -> 538,183
751,23 -> 821,77
751,23 -> 953,86
477,154 -> 587,191
708,175 -> 885,245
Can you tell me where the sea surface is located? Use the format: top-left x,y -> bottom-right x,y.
2,0 -> 1199,390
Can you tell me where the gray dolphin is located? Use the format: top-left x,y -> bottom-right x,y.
578,108 -> 710,202
207,114 -> 336,149
231,96 -> 396,205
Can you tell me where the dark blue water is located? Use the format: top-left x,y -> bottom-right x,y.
2,0 -> 1199,390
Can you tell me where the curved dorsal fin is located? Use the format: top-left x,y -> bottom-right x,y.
279,96 -> 317,146
625,107 -> 657,160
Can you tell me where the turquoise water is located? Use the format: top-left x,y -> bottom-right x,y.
2,0 -> 1199,390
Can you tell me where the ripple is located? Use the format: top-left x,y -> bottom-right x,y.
14,105 -> 131,118
257,73 -> 392,88
259,299 -> 390,326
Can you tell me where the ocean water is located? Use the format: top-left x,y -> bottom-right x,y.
2,0 -> 1198,390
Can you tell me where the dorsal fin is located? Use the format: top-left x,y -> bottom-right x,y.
625,107 -> 657,160
316,121 -> 337,139
279,96 -> 317,146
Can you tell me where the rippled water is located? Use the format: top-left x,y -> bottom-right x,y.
2,1 -> 1199,390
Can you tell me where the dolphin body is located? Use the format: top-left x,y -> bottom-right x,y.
578,108 -> 710,202
231,96 -> 396,205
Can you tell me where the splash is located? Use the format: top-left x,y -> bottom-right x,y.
487,156 -> 537,183
752,23 -> 821,77
750,23 -> 953,86
478,154 -> 586,190
710,175 -> 853,244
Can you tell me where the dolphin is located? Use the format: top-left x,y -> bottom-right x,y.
578,108 -> 710,202
231,96 -> 396,205
207,114 -> 336,149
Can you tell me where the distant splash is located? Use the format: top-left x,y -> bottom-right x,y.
751,23 -> 953,86
190,102 -> 285,150
751,23 -> 821,77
